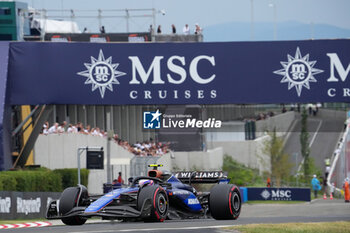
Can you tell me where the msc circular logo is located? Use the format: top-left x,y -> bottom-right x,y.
273,47 -> 323,97
286,60 -> 310,83
77,49 -> 126,98
90,62 -> 114,85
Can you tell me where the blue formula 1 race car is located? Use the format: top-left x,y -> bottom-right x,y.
46,165 -> 241,225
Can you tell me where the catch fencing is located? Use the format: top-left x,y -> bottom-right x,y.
328,122 -> 349,192
130,156 -> 160,177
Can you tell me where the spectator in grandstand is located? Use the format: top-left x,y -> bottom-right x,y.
311,174 -> 321,198
67,124 -> 77,133
157,25 -> 162,34
183,24 -> 190,35
101,130 -> 107,138
83,125 -> 91,134
91,127 -> 103,137
172,24 -> 176,34
149,25 -> 154,34
76,122 -> 82,132
42,121 -> 49,135
134,141 -> 142,148
57,121 -> 67,133
100,26 -> 106,34
48,122 -> 58,134
43,120 -> 169,157
83,27 -> 88,33
256,113 -> 266,121
194,23 -> 202,34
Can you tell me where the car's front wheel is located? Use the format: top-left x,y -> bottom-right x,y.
59,186 -> 87,225
137,185 -> 168,222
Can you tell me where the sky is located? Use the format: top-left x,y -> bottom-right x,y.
18,0 -> 350,36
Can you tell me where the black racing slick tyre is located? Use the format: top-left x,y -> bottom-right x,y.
209,184 -> 241,220
59,186 -> 87,225
137,185 -> 168,222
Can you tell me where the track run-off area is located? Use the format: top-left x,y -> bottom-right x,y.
3,199 -> 349,233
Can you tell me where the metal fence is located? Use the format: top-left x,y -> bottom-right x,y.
130,156 -> 160,177
328,124 -> 349,193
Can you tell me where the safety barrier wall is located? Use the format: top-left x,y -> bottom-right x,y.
206,136 -> 271,173
255,111 -> 296,137
154,34 -> 203,42
205,112 -> 296,172
158,147 -> 224,172
0,191 -> 61,220
34,134 -> 133,194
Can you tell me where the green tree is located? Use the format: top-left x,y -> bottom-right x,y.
222,156 -> 261,186
300,108 -> 310,179
263,128 -> 292,186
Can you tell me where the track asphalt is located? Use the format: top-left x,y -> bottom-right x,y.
3,199 -> 349,233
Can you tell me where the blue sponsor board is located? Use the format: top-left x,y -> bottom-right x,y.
247,187 -> 311,201
6,39 -> 350,105
2,39 -> 350,170
0,42 -> 10,171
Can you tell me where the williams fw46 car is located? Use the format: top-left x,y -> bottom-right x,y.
46,165 -> 241,225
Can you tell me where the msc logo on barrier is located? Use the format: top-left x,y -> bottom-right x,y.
273,47 -> 324,97
260,189 -> 271,200
143,109 -> 162,129
260,189 -> 292,200
77,49 -> 126,98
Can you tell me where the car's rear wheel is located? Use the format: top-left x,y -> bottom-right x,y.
209,184 -> 241,220
137,185 -> 168,222
59,186 -> 87,225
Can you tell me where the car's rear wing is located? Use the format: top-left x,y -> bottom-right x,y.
174,171 -> 229,184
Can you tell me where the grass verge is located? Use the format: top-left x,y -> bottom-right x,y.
226,221 -> 350,233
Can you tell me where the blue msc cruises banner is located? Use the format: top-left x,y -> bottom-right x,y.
7,40 -> 350,105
